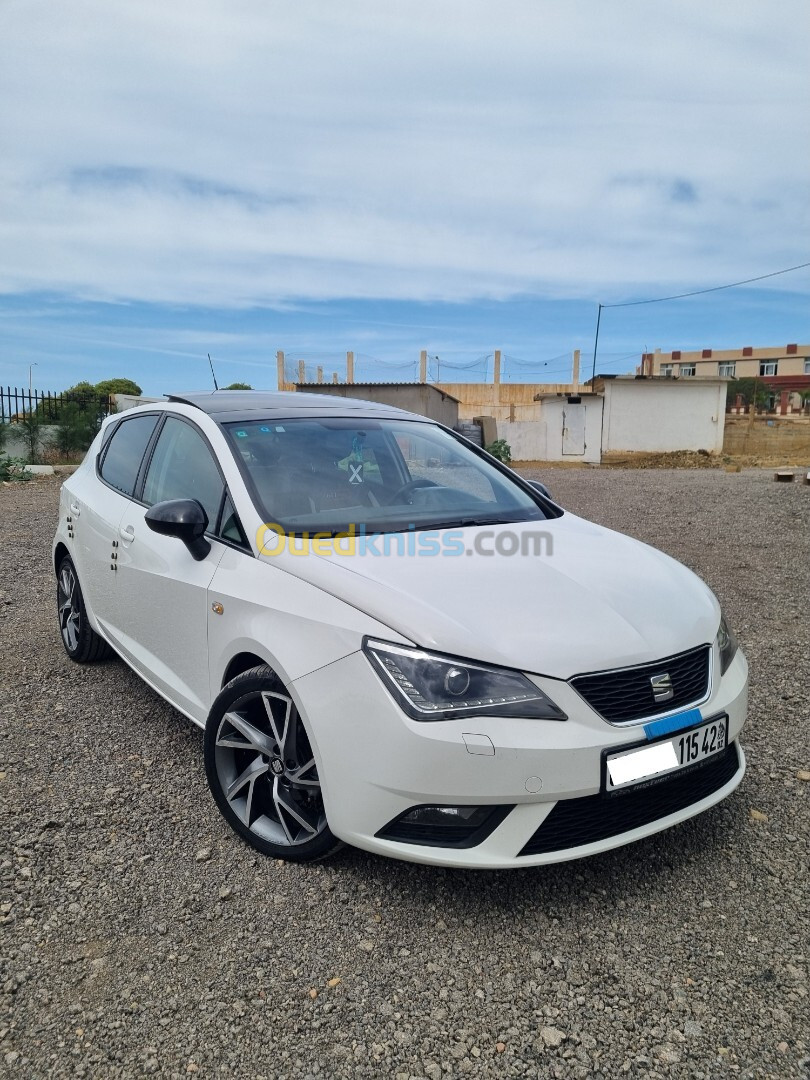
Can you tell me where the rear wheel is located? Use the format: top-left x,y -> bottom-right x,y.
56,557 -> 112,663
204,666 -> 341,862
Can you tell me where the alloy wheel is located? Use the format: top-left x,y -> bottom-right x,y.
57,562 -> 81,652
212,689 -> 327,847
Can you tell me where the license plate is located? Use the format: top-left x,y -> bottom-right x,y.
605,716 -> 729,792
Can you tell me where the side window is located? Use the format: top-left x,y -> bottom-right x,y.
142,417 -> 224,528
99,415 -> 159,496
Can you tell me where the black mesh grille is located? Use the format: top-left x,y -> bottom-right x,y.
519,743 -> 740,856
570,645 -> 710,724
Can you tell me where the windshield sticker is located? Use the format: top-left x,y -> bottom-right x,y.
235,430 -> 248,438
348,462 -> 364,484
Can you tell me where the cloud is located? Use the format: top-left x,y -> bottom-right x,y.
0,0 -> 807,308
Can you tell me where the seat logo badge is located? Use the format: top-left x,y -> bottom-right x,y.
650,672 -> 674,703
270,758 -> 284,776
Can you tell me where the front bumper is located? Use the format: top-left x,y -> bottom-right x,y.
292,646 -> 748,868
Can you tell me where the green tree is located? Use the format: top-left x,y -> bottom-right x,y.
51,402 -> 100,457
223,382 -> 254,390
726,377 -> 771,409
62,380 -> 98,398
16,411 -> 46,463
93,377 -> 142,398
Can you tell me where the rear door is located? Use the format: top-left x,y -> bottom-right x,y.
72,412 -> 160,637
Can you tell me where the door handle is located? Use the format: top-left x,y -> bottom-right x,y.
70,501 -> 81,518
119,524 -> 135,541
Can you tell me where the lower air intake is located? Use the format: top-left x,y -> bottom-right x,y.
519,743 -> 740,856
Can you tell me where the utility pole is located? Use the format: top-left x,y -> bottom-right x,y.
591,304 -> 603,384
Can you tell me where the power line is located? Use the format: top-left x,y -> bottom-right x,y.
591,259 -> 810,379
601,260 -> 810,309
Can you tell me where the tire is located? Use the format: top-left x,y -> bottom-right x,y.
56,556 -> 112,663
204,665 -> 341,863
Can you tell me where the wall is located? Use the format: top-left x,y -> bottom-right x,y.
297,384 -> 459,427
114,394 -> 161,412
2,425 -> 58,459
495,420 -> 548,461
434,382 -> 578,423
601,379 -> 726,454
723,416 -> 810,456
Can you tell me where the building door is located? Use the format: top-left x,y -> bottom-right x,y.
562,405 -> 586,455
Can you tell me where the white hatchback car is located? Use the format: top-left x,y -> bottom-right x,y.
53,391 -> 748,867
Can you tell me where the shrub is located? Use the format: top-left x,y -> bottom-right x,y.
486,439 -> 512,464
0,455 -> 31,481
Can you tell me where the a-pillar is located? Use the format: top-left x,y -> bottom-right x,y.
780,390 -> 790,415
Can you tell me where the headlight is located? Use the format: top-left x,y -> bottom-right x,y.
717,614 -> 739,675
363,639 -> 567,722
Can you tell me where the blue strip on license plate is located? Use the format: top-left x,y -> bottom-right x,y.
644,707 -> 703,741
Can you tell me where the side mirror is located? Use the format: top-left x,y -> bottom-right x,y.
145,499 -> 211,561
526,479 -> 553,501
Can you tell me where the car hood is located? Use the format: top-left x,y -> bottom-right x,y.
262,513 -> 720,680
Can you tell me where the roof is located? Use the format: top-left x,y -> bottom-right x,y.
165,390 -> 422,421
598,375 -> 729,387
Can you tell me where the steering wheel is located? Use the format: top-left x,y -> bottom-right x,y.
390,478 -> 437,504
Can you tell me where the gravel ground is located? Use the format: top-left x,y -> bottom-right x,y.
1,469 -> 808,1080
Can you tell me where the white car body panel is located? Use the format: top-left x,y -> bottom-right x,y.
254,515 -> 719,678
112,500 -> 226,723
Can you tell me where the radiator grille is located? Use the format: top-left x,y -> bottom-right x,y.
570,645 -> 710,724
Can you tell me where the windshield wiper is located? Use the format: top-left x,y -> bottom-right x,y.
411,517 -> 520,532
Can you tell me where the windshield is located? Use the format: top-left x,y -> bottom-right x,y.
224,416 -> 550,534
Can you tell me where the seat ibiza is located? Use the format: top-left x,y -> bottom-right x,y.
53,391 -> 748,867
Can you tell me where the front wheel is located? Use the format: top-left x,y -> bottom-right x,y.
204,666 -> 341,862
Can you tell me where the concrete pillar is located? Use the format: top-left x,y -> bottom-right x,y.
297,360 -> 306,384
779,390 -> 790,415
419,350 -> 427,383
493,350 -> 501,384
317,366 -> 324,384
276,350 -> 285,390
346,351 -> 354,383
572,349 -> 580,392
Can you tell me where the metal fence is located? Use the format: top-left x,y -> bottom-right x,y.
1,387 -> 116,424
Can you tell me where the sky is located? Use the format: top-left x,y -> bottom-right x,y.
1,0 -> 808,395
